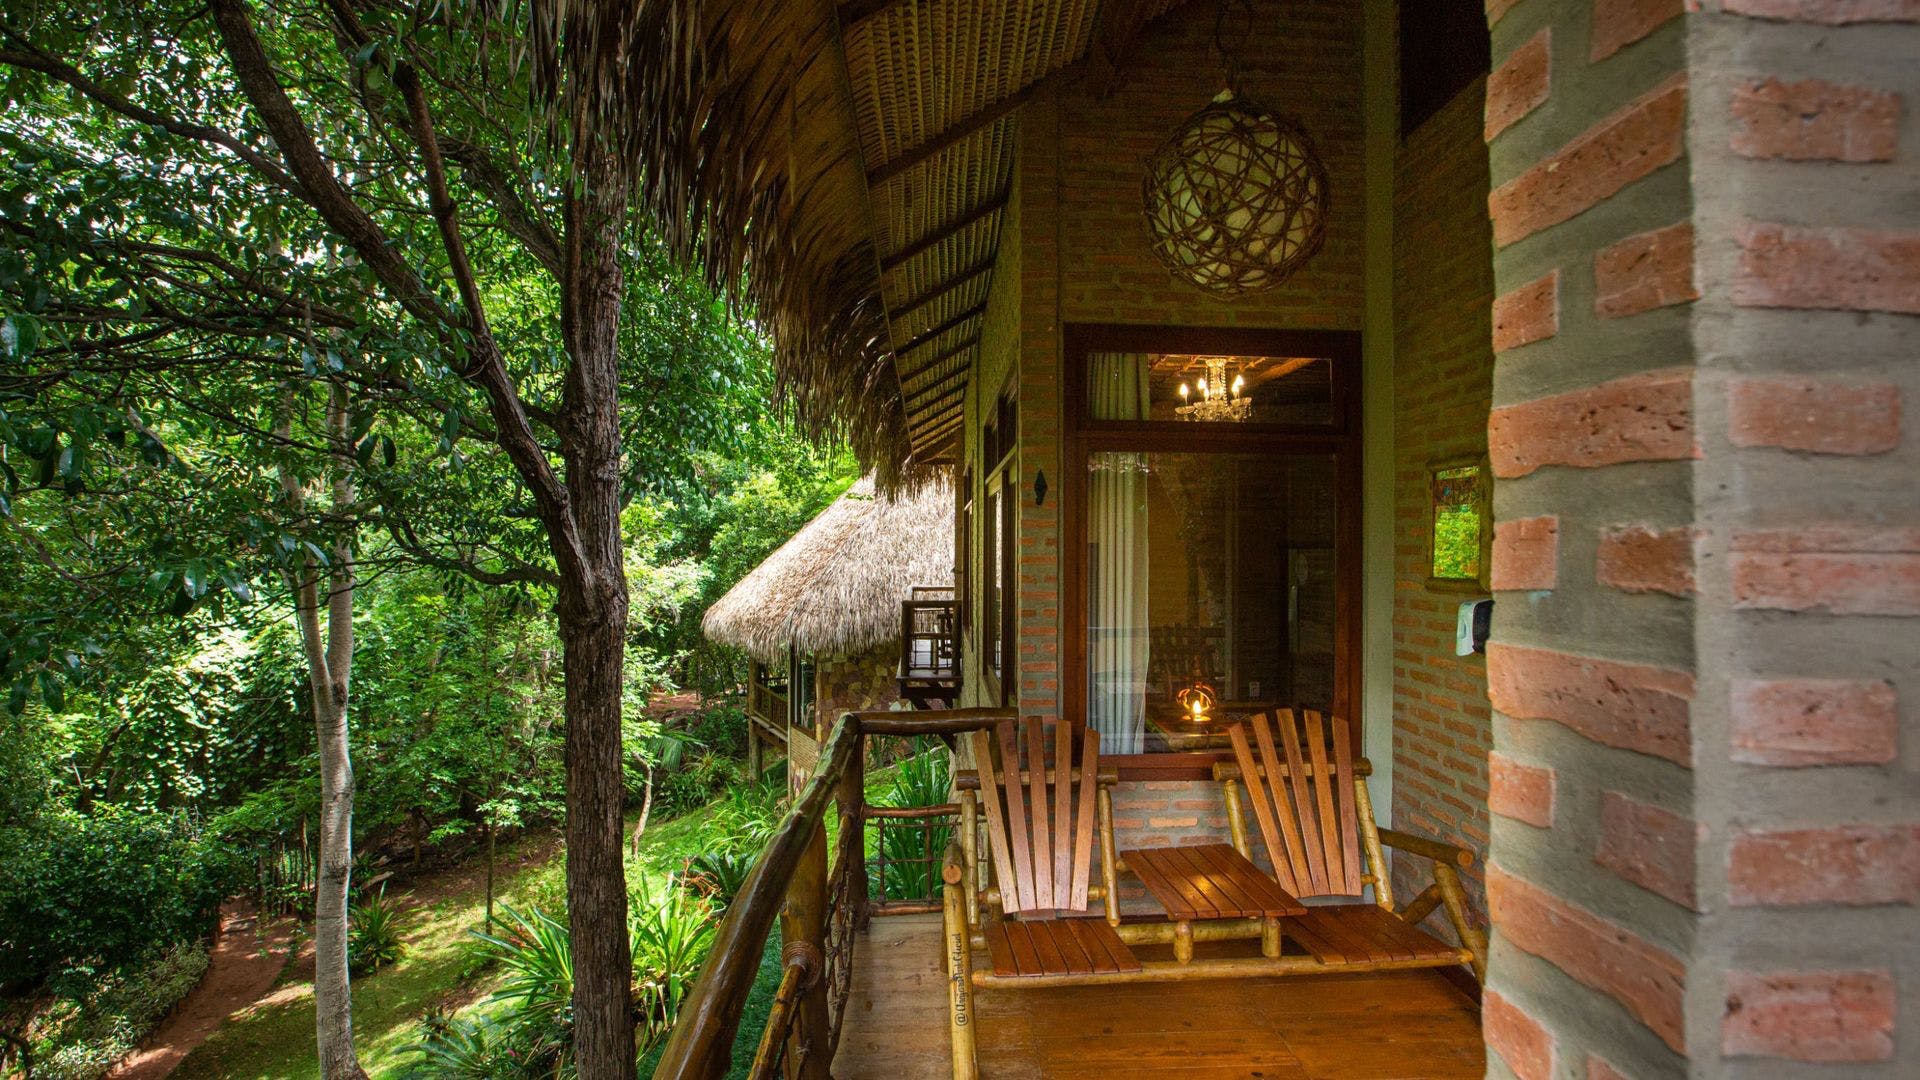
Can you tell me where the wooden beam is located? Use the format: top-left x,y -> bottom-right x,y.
911,409 -> 965,453
869,85 -> 1041,186
893,302 -> 984,359
907,379 -> 970,418
880,190 -> 1009,273
904,362 -> 972,406
891,260 -> 994,324
898,337 -> 978,395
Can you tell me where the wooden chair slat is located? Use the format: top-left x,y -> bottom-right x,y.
1069,729 -> 1101,910
1026,913 -> 1069,972
996,722 -> 1036,912
1283,910 -> 1351,964
1250,714 -> 1315,892
1051,721 -> 1074,908
1068,918 -> 1137,974
1052,922 -> 1095,975
1273,711 -> 1329,893
971,729 -> 1020,916
1315,905 -> 1398,962
1025,720 -> 1054,908
1226,723 -> 1295,893
1331,715 -> 1364,894
1303,711 -> 1346,894
1002,919 -> 1042,974
984,919 -> 1018,976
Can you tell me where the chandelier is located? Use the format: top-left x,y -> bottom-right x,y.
1175,357 -> 1252,422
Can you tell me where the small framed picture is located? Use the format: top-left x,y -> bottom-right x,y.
1427,458 -> 1490,590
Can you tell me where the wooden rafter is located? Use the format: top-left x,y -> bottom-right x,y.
898,337 -> 978,394
907,380 -> 970,420
879,190 -> 1009,272
904,365 -> 972,408
893,302 -> 984,358
869,84 -> 1042,186
891,260 -> 994,324
910,408 -> 966,453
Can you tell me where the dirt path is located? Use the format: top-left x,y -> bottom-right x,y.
106,901 -> 297,1080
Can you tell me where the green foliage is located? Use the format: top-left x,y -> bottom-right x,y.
681,850 -> 756,910
348,887 -> 406,975
26,940 -> 210,1080
629,876 -> 718,1055
1431,504 -> 1483,581
0,807 -> 239,986
873,742 -> 955,903
708,774 -> 787,853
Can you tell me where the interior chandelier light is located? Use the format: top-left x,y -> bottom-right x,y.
1140,2 -> 1330,295
1176,357 -> 1252,422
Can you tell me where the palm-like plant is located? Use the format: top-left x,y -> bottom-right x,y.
471,904 -> 575,1036
630,874 -> 718,1053
347,885 -> 406,974
682,850 -> 756,909
874,740 -> 955,902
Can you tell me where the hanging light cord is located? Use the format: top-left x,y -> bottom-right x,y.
1212,0 -> 1256,97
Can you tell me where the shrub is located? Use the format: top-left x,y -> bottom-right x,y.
709,775 -> 785,853
873,741 -> 954,903
348,886 -> 406,975
30,940 -> 210,1080
0,808 -> 240,985
682,850 -> 756,909
465,905 -> 576,1074
629,875 -> 717,1055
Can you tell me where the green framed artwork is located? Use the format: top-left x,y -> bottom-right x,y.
1427,458 -> 1490,589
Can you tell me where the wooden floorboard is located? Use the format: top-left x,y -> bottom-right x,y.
832,914 -> 1483,1079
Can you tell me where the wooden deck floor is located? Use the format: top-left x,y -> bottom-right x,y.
833,914 -> 1484,1079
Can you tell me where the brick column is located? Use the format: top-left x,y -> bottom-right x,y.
1482,1 -> 1916,1076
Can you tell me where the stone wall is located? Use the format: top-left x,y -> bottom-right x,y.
1482,1 -> 1915,1076
814,643 -> 909,728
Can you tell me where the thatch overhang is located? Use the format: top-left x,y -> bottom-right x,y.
702,476 -> 954,664
633,0 -> 1190,489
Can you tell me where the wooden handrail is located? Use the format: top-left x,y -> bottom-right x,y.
653,716 -> 858,1077
652,708 -> 1013,1078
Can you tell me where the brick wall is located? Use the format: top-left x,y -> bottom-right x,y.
1482,1 -> 1917,1077
1390,78 -> 1497,934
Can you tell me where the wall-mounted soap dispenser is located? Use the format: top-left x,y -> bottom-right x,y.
1455,599 -> 1493,656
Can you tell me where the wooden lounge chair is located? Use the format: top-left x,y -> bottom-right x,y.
1216,708 -> 1487,982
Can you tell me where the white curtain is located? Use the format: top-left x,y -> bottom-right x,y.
1088,354 -> 1152,753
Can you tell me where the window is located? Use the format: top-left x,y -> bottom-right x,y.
1068,327 -> 1360,758
981,387 -> 1018,705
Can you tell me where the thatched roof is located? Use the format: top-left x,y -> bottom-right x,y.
702,476 -> 953,663
625,0 -> 1192,488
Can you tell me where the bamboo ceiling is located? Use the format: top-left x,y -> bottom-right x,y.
631,0 -> 1188,491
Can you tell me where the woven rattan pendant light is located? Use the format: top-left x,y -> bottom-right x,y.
1141,2 -> 1330,296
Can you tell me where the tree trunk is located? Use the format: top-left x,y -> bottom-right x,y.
631,763 -> 655,858
283,384 -> 367,1080
554,173 -> 636,1078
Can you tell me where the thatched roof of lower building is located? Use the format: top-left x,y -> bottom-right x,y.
701,475 -> 953,663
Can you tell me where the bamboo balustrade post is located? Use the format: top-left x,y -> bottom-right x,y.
781,819 -> 831,1080
837,734 -> 868,927
958,789 -> 979,929
941,843 -> 978,1080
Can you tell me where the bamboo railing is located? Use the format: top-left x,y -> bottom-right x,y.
653,708 -> 1014,1080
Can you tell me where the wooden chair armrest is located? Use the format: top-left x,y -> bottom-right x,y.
1376,827 -> 1473,868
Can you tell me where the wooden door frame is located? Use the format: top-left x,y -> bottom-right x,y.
1061,323 -> 1364,771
